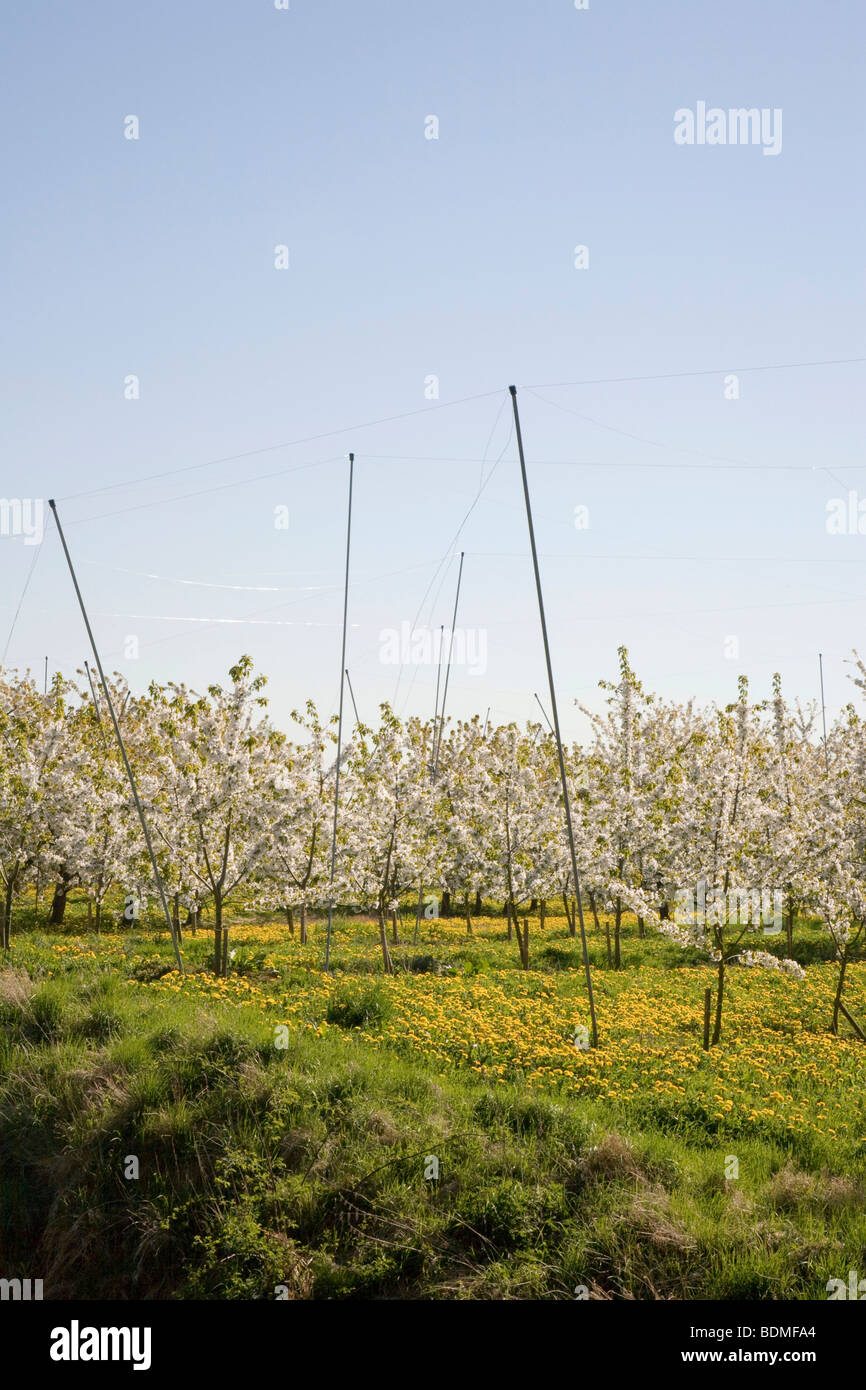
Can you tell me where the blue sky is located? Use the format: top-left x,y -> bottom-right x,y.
1,0 -> 864,740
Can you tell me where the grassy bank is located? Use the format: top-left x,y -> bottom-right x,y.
1,909 -> 864,1299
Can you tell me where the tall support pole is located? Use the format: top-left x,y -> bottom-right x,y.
818,653 -> 830,775
534,691 -> 554,735
508,387 -> 599,1046
433,552 -> 464,776
47,500 -> 183,973
415,558 -> 464,945
84,659 -> 109,748
414,623 -> 446,944
325,454 -> 354,971
345,668 -> 361,725
431,624 -> 445,765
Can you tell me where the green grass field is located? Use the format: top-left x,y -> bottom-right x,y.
1,900 -> 864,1299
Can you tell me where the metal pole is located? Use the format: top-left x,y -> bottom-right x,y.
424,553 -> 465,933
414,622 -> 449,945
325,454 -> 354,971
534,691 -> 554,735
84,659 -> 109,747
818,653 -> 830,775
345,668 -> 360,725
508,387 -> 599,1047
433,552 -> 464,777
47,500 -> 183,973
431,624 -> 445,765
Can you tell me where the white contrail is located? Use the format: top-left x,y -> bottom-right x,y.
98,612 -> 361,628
83,561 -> 329,592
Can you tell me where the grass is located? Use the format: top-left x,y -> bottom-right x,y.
0,898 -> 864,1299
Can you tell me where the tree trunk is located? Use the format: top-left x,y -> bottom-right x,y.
588,890 -> 610,967
831,956 -> 848,1036
474,889 -> 482,916
637,915 -> 645,939
464,894 -> 472,936
711,957 -> 725,1046
213,891 -> 223,975
562,891 -> 576,937
517,916 -> 530,970
441,889 -> 451,918
413,885 -> 423,945
391,907 -> 399,943
50,874 -> 71,925
377,906 -> 394,974
539,899 -> 546,929
300,903 -> 307,945
2,878 -> 13,950
785,892 -> 794,955
614,896 -> 622,970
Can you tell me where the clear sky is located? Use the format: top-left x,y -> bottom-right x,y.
1,0 -> 864,741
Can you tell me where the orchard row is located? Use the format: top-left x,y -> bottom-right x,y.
1,650 -> 864,1031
